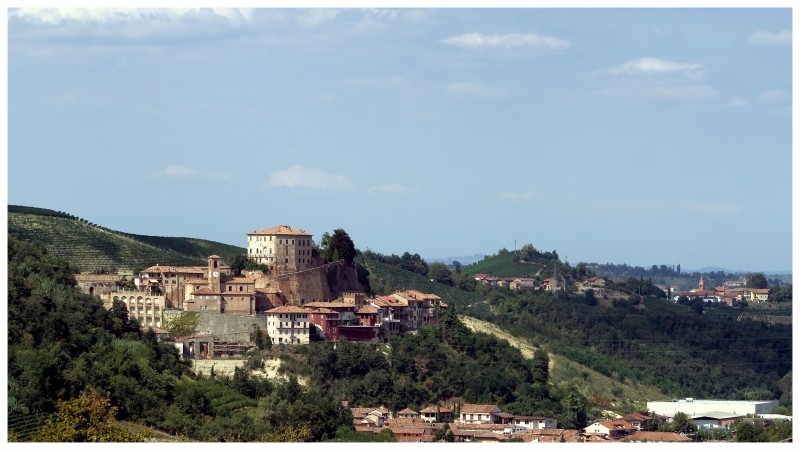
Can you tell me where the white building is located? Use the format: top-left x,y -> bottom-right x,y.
647,398 -> 778,417
265,305 -> 310,345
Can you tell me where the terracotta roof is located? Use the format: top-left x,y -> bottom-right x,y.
394,290 -> 441,300
304,301 -> 355,309
596,419 -> 634,430
192,287 -> 217,295
398,408 -> 419,415
621,431 -> 692,442
460,404 -> 500,414
357,305 -> 379,314
371,296 -> 408,308
310,308 -> 338,315
622,413 -> 652,421
266,305 -> 308,314
248,225 -> 311,236
419,405 -> 453,414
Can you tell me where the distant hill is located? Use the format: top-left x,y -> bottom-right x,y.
461,247 -> 567,279
7,205 -> 245,274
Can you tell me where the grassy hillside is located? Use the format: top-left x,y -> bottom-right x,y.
359,254 -> 482,308
462,248 -> 566,279
8,205 -> 245,274
360,254 -> 669,405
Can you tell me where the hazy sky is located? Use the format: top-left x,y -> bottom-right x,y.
6,6 -> 794,272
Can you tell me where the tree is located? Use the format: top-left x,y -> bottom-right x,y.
325,229 -> 357,265
34,388 -> 145,442
230,254 -> 248,277
531,348 -> 550,386
746,273 -> 768,289
669,412 -> 698,434
165,312 -> 199,338
428,262 -> 454,286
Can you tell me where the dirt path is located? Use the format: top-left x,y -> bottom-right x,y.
459,315 -> 540,359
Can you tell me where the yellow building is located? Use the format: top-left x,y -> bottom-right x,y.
246,225 -> 314,273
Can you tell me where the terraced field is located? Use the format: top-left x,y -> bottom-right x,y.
8,206 -> 245,273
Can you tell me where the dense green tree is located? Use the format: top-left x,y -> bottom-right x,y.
733,420 -> 767,442
165,312 -> 199,338
325,229 -> 357,264
33,388 -> 145,442
428,262 -> 454,286
669,412 -> 698,434
746,273 -> 769,289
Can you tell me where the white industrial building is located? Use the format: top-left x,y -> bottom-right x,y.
647,398 -> 779,417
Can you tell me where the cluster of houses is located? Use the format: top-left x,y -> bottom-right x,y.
474,270 -> 770,306
340,398 -> 787,442
75,224 -> 449,349
262,289 -> 445,345
670,275 -> 771,305
472,273 -> 607,293
343,403 -> 692,442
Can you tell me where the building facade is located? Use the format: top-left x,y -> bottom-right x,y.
246,225 -> 314,273
265,305 -> 310,345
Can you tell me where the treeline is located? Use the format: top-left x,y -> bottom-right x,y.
306,306 -> 591,430
462,287 -> 792,404
6,236 -> 378,442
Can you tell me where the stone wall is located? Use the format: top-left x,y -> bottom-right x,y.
195,312 -> 270,343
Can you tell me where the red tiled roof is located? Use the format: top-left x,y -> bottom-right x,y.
621,431 -> 692,442
460,404 -> 500,414
419,405 -> 453,414
304,301 -> 355,309
266,305 -> 308,314
622,413 -> 652,422
357,305 -> 379,314
248,225 -> 311,236
398,408 -> 419,415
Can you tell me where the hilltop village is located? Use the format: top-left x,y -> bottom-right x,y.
74,223 -> 774,355
68,225 -> 787,443
76,225 -> 446,351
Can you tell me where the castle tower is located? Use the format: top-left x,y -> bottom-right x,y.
208,255 -> 221,293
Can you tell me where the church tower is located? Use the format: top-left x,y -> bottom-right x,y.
208,255 -> 221,293
698,274 -> 705,291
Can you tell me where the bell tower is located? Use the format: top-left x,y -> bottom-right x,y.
208,255 -> 221,293
698,274 -> 705,291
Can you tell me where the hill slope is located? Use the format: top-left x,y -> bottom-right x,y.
8,205 -> 245,273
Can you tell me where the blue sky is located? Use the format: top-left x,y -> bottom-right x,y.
5,6 -> 794,273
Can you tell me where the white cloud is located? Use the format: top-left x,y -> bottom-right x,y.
727,97 -> 748,107
443,32 -> 571,50
607,57 -> 704,76
501,191 -> 537,201
263,165 -> 354,191
747,30 -> 792,46
368,183 -> 413,193
447,82 -> 504,98
296,8 -> 340,28
10,8 -> 253,26
161,165 -> 197,177
757,90 -> 790,104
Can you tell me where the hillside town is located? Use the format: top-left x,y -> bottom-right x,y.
70,224 -> 787,443
333,398 -> 784,442
75,225 -> 448,350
